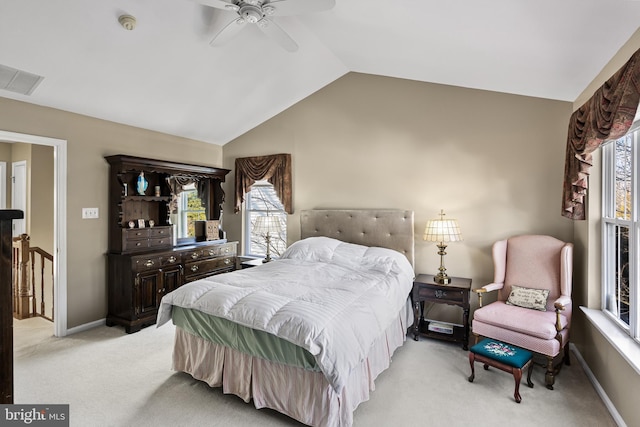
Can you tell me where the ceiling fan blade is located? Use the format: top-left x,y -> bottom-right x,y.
265,0 -> 335,16
256,18 -> 298,52
193,0 -> 239,12
209,18 -> 247,47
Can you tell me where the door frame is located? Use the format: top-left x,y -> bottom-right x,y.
0,130 -> 67,337
0,162 -> 6,209
11,160 -> 27,237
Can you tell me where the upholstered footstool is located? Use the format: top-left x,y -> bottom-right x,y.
468,339 -> 534,403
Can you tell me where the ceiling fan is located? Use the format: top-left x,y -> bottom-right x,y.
195,0 -> 335,52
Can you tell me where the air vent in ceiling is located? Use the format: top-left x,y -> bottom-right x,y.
0,64 -> 44,96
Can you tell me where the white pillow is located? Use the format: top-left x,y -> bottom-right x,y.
280,237 -> 341,262
281,237 -> 414,279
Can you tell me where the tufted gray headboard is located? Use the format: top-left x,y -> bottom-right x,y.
300,209 -> 415,268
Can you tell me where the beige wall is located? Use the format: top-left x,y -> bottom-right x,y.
30,144 -> 54,255
223,72 -> 574,321
0,97 -> 223,328
572,28 -> 640,427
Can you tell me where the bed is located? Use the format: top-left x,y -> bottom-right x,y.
156,209 -> 415,427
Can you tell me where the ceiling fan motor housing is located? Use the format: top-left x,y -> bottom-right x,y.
239,4 -> 264,23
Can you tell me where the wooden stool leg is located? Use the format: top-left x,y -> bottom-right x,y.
512,368 -> 523,403
526,360 -> 534,388
468,353 -> 476,382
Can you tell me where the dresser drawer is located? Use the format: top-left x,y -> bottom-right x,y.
123,228 -> 150,240
132,256 -> 162,272
185,256 -> 235,281
202,243 -> 236,258
149,237 -> 172,249
160,253 -> 181,267
124,239 -> 150,252
149,226 -> 171,238
413,285 -> 466,304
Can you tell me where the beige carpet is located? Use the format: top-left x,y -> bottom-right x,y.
13,317 -> 616,427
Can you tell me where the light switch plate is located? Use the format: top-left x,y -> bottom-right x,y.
82,207 -> 99,219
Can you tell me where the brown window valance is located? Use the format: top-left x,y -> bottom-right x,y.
235,154 -> 292,214
562,48 -> 640,220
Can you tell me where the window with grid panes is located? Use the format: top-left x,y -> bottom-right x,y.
245,181 -> 287,259
602,123 -> 639,341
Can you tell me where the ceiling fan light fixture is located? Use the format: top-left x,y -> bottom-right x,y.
224,4 -> 240,11
263,6 -> 275,16
241,6 -> 263,24
118,14 -> 137,31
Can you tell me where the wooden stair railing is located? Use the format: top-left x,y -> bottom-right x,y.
12,234 -> 54,321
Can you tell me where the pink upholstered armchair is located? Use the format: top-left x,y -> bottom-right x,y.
471,235 -> 573,390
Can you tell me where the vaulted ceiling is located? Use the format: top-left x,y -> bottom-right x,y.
1,0 -> 640,145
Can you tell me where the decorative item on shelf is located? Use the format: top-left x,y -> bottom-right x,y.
195,220 -> 219,241
148,220 -> 155,228
137,218 -> 146,228
254,215 -> 282,263
154,185 -> 161,197
128,220 -> 135,229
123,183 -> 128,197
423,209 -> 462,284
136,172 -> 148,195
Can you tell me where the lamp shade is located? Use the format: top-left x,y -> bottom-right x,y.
254,215 -> 281,233
423,217 -> 462,243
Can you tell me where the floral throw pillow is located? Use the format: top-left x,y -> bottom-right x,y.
506,285 -> 549,311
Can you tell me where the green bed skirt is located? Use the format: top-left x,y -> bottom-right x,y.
171,306 -> 320,371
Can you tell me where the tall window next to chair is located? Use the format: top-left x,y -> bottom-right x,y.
602,123 -> 639,340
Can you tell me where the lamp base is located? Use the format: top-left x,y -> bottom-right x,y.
433,273 -> 451,285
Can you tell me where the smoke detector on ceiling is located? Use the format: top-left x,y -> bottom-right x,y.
118,15 -> 136,31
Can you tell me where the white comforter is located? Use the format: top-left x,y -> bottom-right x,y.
157,236 -> 415,393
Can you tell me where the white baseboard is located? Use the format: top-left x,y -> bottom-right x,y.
570,343 -> 626,427
65,318 -> 106,335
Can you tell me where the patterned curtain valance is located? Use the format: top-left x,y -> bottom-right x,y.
234,154 -> 292,214
562,48 -> 640,220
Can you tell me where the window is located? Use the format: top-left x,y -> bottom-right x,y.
175,183 -> 206,241
245,181 -> 287,259
602,123 -> 639,341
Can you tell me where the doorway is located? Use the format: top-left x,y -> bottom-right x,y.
0,130 -> 67,337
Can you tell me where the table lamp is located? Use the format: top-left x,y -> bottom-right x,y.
254,215 -> 281,262
423,209 -> 462,284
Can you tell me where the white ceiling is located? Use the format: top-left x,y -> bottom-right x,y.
1,0 -> 640,146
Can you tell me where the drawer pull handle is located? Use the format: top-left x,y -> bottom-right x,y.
136,242 -> 142,247
144,260 -> 154,267
191,265 -> 199,272
191,253 -> 199,259
224,248 -> 229,253
168,256 -> 176,263
208,250 -> 215,256
224,258 -> 231,265
435,290 -> 447,299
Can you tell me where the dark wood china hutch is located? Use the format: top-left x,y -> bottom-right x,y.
105,155 -> 236,333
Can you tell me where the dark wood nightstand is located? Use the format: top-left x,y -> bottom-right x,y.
240,258 -> 264,269
412,274 -> 472,350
